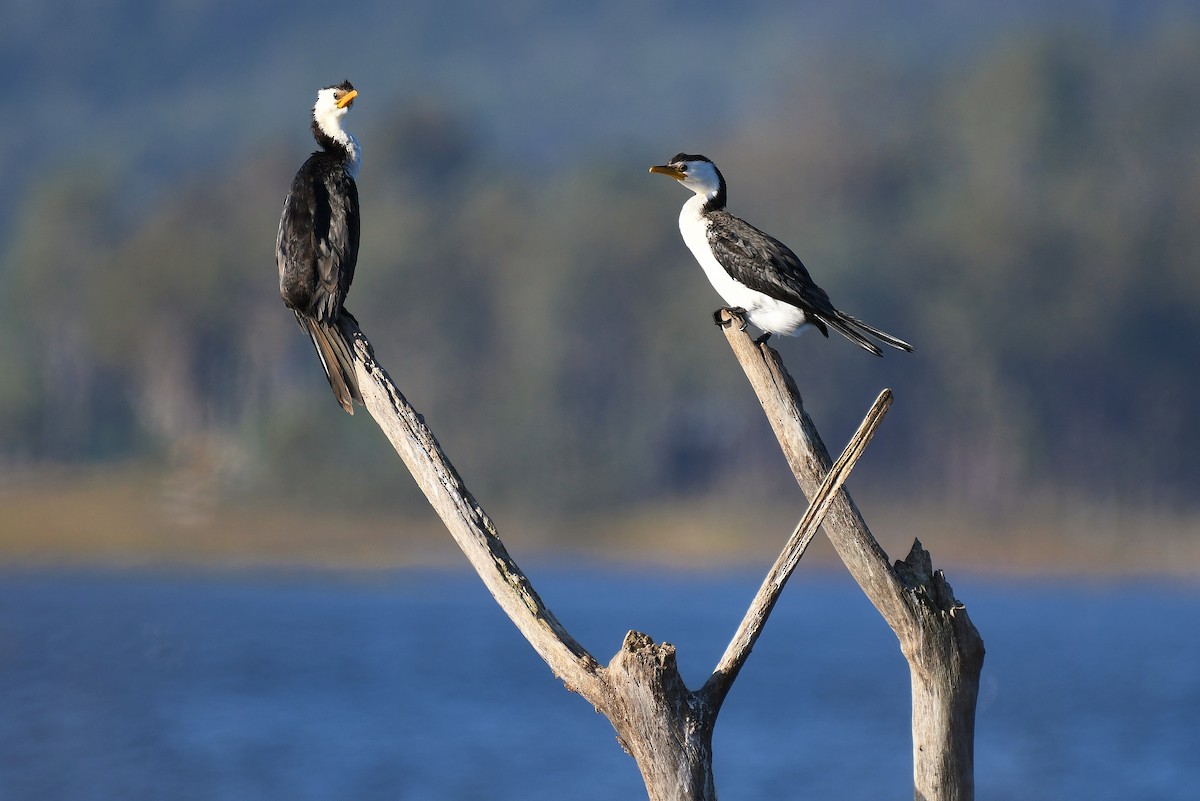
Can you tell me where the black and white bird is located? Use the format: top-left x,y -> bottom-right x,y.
276,80 -> 364,414
650,153 -> 913,356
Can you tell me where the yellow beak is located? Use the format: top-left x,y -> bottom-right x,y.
649,164 -> 685,180
336,89 -> 359,109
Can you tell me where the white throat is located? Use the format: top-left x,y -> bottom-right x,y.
313,95 -> 362,178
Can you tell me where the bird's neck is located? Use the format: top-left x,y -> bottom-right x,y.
311,120 -> 362,178
699,183 -> 726,214
681,193 -> 709,223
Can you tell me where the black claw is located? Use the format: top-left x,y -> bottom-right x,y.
754,332 -> 772,345
714,307 -> 750,331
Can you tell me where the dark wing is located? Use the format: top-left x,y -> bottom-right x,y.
705,211 -> 839,326
276,155 -> 360,322
707,210 -> 914,355
313,166 -> 359,321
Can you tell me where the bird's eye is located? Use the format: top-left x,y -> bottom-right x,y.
677,164 -> 688,173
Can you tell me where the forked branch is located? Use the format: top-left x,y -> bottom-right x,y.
338,314 -> 893,801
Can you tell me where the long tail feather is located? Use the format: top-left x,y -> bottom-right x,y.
821,311 -> 915,356
842,313 -> 914,352
298,314 -> 362,414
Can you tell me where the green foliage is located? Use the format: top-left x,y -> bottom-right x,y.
3,13 -> 1199,519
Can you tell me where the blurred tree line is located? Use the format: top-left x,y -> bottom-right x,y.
2,21 -> 1198,522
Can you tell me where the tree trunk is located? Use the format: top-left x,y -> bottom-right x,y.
600,632 -> 718,801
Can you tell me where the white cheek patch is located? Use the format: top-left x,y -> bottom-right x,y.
312,89 -> 361,176
675,161 -> 720,198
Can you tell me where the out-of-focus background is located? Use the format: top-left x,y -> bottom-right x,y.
2,0 -> 1199,571
1,1 -> 1198,799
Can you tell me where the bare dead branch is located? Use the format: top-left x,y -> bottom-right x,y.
703,388 -> 893,706
343,315 -> 729,800
342,317 -> 602,697
336,308 -> 975,801
716,309 -> 912,627
715,308 -> 985,801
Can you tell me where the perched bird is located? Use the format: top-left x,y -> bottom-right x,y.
649,153 -> 913,356
276,80 -> 364,413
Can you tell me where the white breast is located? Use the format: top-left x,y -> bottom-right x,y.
677,197 -> 809,336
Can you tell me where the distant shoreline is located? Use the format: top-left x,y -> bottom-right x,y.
2,468 -> 1196,579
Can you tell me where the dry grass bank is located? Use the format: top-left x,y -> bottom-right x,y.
1,467 -> 1196,577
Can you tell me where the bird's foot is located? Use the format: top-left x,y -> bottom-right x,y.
714,307 -> 750,331
754,332 -> 772,345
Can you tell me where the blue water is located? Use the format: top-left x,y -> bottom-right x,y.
0,568 -> 1196,801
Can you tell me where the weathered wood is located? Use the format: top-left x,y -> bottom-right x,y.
344,318 -> 602,698
895,541 -> 985,801
702,388 -> 893,708
338,315 -> 891,800
343,318 -> 707,797
716,308 -> 985,801
603,632 -> 718,801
